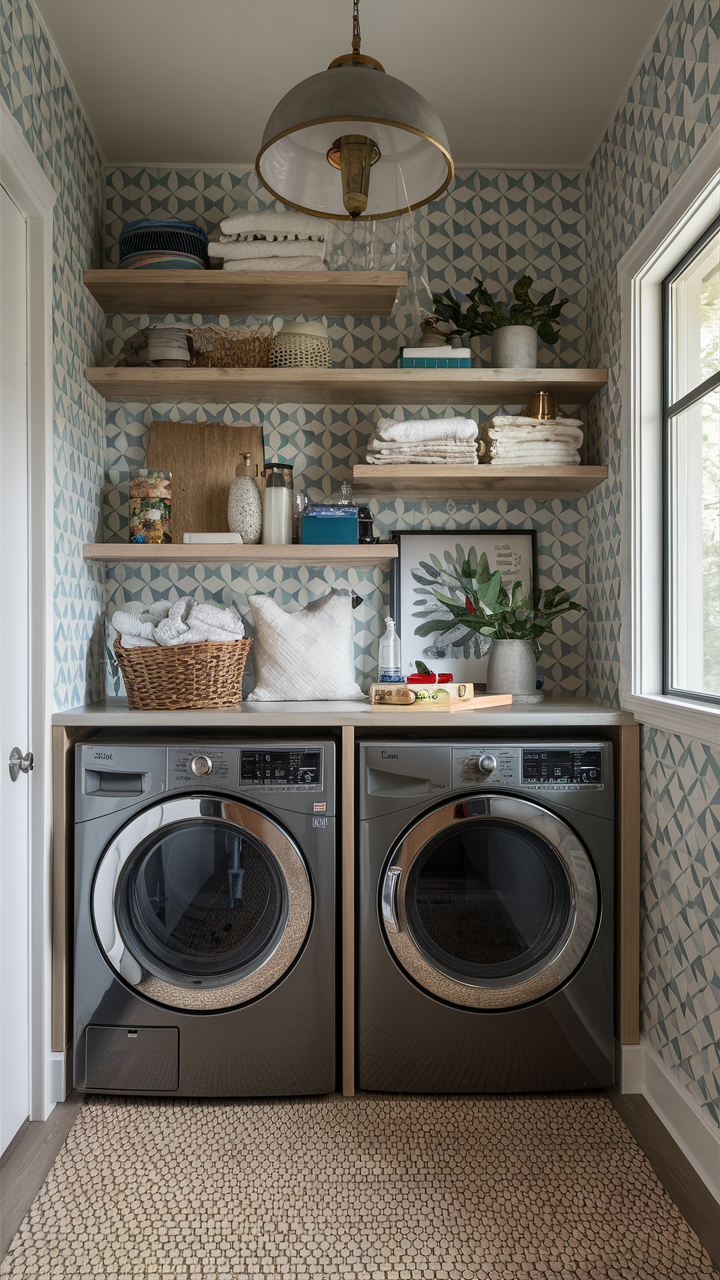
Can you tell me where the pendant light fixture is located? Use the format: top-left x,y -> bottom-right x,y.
255,0 -> 453,221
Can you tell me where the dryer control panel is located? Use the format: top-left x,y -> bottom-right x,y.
240,749 -> 323,791
453,744 -> 605,791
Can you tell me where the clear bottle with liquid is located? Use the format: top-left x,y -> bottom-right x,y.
378,617 -> 402,683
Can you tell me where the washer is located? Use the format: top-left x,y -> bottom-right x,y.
74,737 -> 335,1097
358,740 -> 614,1093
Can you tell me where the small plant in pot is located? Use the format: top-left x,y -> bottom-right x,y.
413,549 -> 585,700
432,274 -> 568,369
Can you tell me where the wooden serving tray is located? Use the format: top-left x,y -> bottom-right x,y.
370,694 -> 514,713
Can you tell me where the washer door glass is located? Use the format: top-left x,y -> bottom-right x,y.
92,796 -> 312,1011
405,819 -> 572,982
121,820 -> 284,980
381,795 -> 598,1010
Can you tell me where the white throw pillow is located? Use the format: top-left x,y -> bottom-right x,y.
246,591 -> 365,701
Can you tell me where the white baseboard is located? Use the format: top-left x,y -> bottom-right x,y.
48,1051 -> 66,1104
618,1040 -> 720,1202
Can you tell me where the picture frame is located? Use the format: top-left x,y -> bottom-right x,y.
391,528 -> 537,684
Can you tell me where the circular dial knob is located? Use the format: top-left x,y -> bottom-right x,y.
190,754 -> 213,777
478,754 -> 497,775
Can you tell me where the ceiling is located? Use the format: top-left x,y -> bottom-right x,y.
35,0 -> 670,169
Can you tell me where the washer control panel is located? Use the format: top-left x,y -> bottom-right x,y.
240,749 -> 323,792
453,745 -> 605,791
169,748 -> 233,786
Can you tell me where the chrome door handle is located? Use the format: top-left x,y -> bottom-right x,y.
381,866 -> 403,934
9,748 -> 34,782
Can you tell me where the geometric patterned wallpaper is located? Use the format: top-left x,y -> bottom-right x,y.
102,165 -> 591,698
585,0 -> 719,1128
0,0 -> 106,711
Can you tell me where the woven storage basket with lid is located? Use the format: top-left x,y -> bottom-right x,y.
114,637 -> 252,710
270,320 -> 331,368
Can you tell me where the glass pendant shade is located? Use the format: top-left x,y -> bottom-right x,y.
256,62 -> 453,220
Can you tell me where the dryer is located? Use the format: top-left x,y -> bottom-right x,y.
74,738 -> 335,1097
358,740 -> 614,1093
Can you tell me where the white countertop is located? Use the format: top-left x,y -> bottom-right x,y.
52,696 -> 636,729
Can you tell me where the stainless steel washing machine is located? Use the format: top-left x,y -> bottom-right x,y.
74,738 -> 335,1097
358,740 -> 614,1092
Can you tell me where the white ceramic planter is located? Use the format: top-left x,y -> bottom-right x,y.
491,325 -> 538,368
486,639 -> 539,700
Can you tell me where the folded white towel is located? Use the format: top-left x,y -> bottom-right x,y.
208,239 -> 325,262
219,210 -> 327,240
365,453 -> 479,466
374,417 -> 478,443
368,439 -> 477,454
489,423 -> 583,447
222,256 -> 327,272
491,415 -> 583,428
489,454 -> 580,467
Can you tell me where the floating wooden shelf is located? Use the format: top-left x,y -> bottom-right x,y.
84,366 -> 608,406
82,270 -> 406,317
352,464 -> 608,501
83,543 -> 398,569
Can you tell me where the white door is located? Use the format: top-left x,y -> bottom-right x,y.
0,182 -> 31,1155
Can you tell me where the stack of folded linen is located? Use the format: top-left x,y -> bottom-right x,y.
208,210 -> 328,272
365,417 -> 479,465
109,598 -> 245,649
486,415 -> 584,466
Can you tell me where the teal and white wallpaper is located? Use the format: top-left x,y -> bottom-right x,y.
584,0 -> 719,1129
100,166 -> 591,700
0,0 -> 106,711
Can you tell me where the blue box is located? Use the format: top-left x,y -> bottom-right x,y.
302,511 -> 359,545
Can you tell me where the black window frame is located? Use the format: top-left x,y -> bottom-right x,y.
661,214 -> 720,707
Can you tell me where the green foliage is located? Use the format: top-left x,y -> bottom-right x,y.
413,549 -> 585,646
432,274 -> 569,344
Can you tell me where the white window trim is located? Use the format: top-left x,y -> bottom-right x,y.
618,125 -> 720,748
0,102 -> 58,1118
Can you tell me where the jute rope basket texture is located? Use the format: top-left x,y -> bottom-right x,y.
114,637 -> 252,710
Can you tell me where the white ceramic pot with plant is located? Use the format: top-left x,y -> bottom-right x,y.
431,272 -> 568,369
412,547 -> 585,703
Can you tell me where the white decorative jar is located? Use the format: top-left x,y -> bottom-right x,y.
486,639 -> 543,702
228,453 -> 262,544
491,325 -> 538,368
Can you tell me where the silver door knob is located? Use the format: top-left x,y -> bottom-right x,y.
190,755 -> 213,777
478,754 -> 497,775
9,748 -> 34,782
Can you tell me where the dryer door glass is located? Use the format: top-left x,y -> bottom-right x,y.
382,795 -> 598,1010
405,819 -> 572,982
121,820 -> 284,979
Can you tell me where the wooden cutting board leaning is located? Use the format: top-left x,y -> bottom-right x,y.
146,420 -> 265,543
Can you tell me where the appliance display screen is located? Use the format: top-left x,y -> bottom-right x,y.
240,750 -> 322,788
522,749 -> 602,785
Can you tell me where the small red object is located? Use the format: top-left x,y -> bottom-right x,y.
465,597 -> 476,614
407,672 -> 437,684
437,673 -> 453,683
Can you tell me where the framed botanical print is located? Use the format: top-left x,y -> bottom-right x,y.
391,528 -> 537,684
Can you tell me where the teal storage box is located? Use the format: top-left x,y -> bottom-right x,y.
302,505 -> 359,544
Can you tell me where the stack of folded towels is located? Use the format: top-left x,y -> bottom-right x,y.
110,598 -> 245,648
365,417 -> 479,465
486,414 -> 584,466
207,210 -> 328,273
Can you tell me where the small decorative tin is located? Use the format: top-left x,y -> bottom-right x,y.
129,468 -> 172,543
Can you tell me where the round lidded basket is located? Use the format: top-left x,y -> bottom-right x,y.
114,637 -> 252,710
270,320 -> 331,368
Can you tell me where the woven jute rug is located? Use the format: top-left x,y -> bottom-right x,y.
1,1093 -> 716,1279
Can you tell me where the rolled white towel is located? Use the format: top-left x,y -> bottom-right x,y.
374,416 -> 478,443
219,209 -> 327,240
222,256 -> 327,272
153,597 -> 245,646
208,239 -> 325,262
111,610 -> 157,641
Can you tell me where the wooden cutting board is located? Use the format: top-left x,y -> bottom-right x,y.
146,421 -> 265,543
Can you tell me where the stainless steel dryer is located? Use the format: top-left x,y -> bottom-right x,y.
358,740 -> 614,1093
74,738 -> 335,1097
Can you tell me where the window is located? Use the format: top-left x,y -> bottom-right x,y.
663,219 -> 720,705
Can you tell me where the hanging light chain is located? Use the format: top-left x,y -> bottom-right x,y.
352,0 -> 361,54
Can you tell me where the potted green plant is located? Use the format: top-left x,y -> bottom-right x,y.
413,548 -> 585,699
432,274 -> 568,369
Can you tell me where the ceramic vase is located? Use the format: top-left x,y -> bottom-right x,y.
228,473 -> 262,544
491,325 -> 538,368
486,639 -> 542,702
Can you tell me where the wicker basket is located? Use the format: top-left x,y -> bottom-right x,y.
114,637 -> 252,710
270,321 -> 331,368
191,324 -> 273,369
